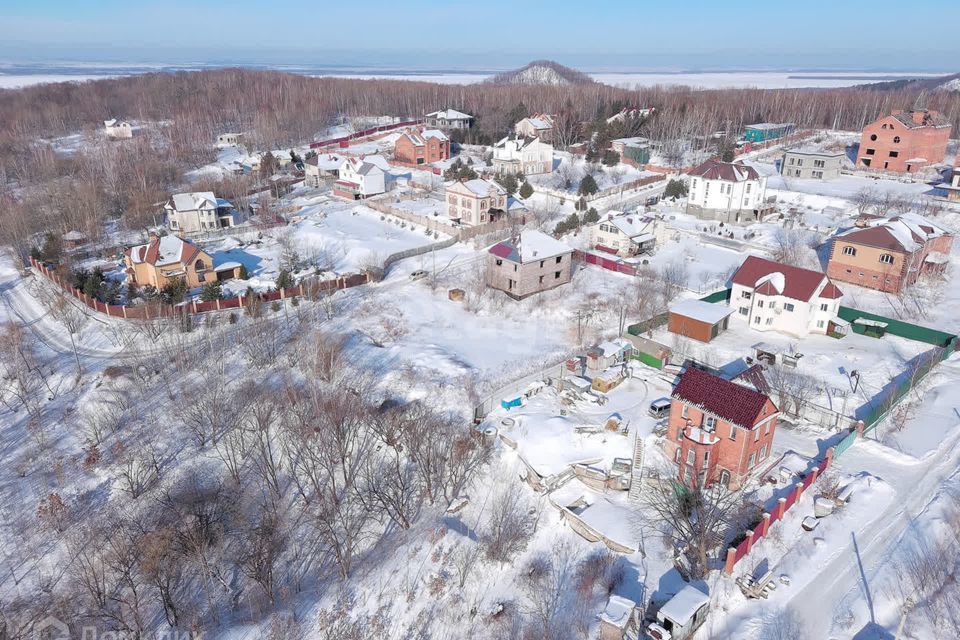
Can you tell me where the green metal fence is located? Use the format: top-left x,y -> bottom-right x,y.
627,312 -> 669,336
632,351 -> 665,369
837,306 -> 957,349
860,345 -> 952,431
833,430 -> 858,458
700,288 -> 732,304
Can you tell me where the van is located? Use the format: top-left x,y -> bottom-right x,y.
648,398 -> 672,419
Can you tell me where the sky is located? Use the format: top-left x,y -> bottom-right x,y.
0,0 -> 958,72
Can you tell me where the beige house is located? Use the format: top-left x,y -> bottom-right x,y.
425,109 -> 473,130
587,212 -> 664,257
445,179 -> 507,226
487,230 -> 573,299
104,118 -> 133,139
492,135 -> 553,175
124,234 -> 216,290
514,114 -> 555,142
780,148 -> 845,180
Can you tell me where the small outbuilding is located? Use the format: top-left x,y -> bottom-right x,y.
668,299 -> 734,343
599,595 -> 640,640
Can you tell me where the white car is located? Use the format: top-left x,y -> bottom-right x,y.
410,269 -> 428,281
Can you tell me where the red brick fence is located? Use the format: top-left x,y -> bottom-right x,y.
723,447 -> 834,575
30,257 -> 370,321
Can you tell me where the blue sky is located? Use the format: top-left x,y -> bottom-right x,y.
1,0 -> 957,71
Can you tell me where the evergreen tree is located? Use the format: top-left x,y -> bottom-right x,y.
575,196 -> 588,211
578,175 -> 599,196
583,207 -> 600,223
602,150 -> 621,167
519,181 -> 534,199
238,264 -> 250,280
498,173 -> 519,196
161,278 -> 188,304
664,179 -> 689,199
200,281 -> 224,302
275,269 -> 295,290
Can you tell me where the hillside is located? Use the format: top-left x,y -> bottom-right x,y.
859,71 -> 960,92
487,59 -> 595,86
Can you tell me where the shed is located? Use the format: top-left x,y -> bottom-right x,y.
592,367 -> 625,393
625,334 -> 672,369
668,299 -> 734,343
649,585 -> 710,640
853,317 -> 888,339
599,595 -> 639,640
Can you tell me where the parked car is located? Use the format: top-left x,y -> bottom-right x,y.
410,269 -> 428,281
648,398 -> 672,419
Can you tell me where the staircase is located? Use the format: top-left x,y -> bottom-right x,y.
628,432 -> 645,501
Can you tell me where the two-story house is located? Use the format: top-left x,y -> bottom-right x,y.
486,230 -> 573,299
856,109 -> 952,173
514,114 -> 555,142
393,128 -> 450,165
780,148 -> 844,180
164,192 -> 240,235
586,212 -> 663,257
666,368 -> 779,490
827,213 -> 953,293
686,159 -> 770,224
730,256 -> 843,337
334,155 -> 389,199
124,233 -> 217,290
492,135 -> 553,176
445,179 -> 507,226
424,109 -> 473,130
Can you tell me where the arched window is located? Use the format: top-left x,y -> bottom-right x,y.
719,469 -> 731,488
842,246 -> 857,256
194,259 -> 206,271
879,254 -> 894,265
893,136 -> 901,143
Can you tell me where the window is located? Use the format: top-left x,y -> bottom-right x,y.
730,425 -> 737,441
754,316 -> 761,324
702,451 -> 710,468
879,254 -> 894,265
757,300 -> 764,308
554,271 -> 561,279
677,426 -> 684,441
539,275 -> 544,284
820,303 -> 829,312
691,179 -> 697,188
765,317 -> 773,326
748,452 -> 756,468
893,136 -> 901,144
705,416 -> 716,430
746,184 -> 752,194
796,159 -> 804,167
719,469 -> 731,488
760,444 -> 769,460
814,159 -> 825,168
194,259 -> 206,271
555,256 -> 562,264
742,291 -> 752,299
889,151 -> 899,158
817,320 -> 825,329
784,303 -> 795,312
739,306 -> 749,316
495,259 -> 503,266
755,428 -> 761,442
686,449 -> 695,465
842,246 -> 857,256
513,264 -> 517,272
862,158 -> 872,167
682,405 -> 689,418
508,279 -> 514,290
788,158 -> 795,165
812,171 -> 823,179
865,148 -> 875,155
675,448 -> 681,462
870,134 -> 878,141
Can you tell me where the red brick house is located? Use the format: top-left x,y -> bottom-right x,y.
394,127 -> 450,165
827,214 -> 953,294
665,368 -> 779,490
856,109 -> 952,174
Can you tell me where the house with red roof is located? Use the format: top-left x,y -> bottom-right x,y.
393,127 -> 450,165
730,256 -> 843,337
486,230 -> 573,299
686,159 -> 771,224
666,367 -> 779,490
123,233 -> 236,290
826,213 -> 953,294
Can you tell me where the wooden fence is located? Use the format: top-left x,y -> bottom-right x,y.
30,257 -> 370,321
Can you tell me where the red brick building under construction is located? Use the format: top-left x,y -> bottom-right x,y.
856,109 -> 952,174
665,368 -> 779,490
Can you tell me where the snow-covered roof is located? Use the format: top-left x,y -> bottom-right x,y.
426,109 -> 472,121
462,178 -> 505,197
746,122 -> 794,131
784,146 -> 845,157
659,586 -> 709,624
669,299 -> 734,325
925,252 -> 950,264
838,213 -> 949,254
594,338 -> 632,358
600,596 -> 636,628
62,230 -> 87,241
104,118 -> 117,127
341,155 -> 388,176
602,212 -> 655,239
689,159 -> 760,182
421,128 -> 448,141
170,192 -> 219,212
488,230 -> 572,264
127,235 -> 202,268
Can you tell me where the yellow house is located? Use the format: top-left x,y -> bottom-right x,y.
123,233 -> 215,290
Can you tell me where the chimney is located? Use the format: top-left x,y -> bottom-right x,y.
148,231 -> 158,242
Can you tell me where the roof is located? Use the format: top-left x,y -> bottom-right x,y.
659,586 -> 710,624
836,214 -> 949,253
601,212 -> 655,239
600,596 -> 636,628
426,109 -> 472,121
784,147 -> 845,158
887,109 -> 951,129
399,128 -> 449,147
672,367 -> 775,429
746,122 -> 794,131
611,136 -> 650,147
126,235 -> 202,268
519,115 -> 554,130
341,155 -> 388,177
456,178 -> 506,198
170,192 -> 221,212
494,134 -> 542,151
669,299 -> 735,325
689,159 -> 760,182
732,255 -> 839,302
488,230 -> 572,264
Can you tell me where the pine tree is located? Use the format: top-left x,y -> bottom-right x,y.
602,150 -> 620,167
200,281 -> 224,301
161,278 -> 187,304
238,264 -> 250,280
664,179 -> 689,199
498,173 -> 519,195
275,269 -> 295,290
583,207 -> 600,223
578,175 -> 599,196
519,181 -> 534,199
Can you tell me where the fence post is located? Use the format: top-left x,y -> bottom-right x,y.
793,482 -> 805,504
825,447 -> 834,468
810,466 -> 821,484
743,529 -> 756,554
724,547 -> 737,575
775,497 -> 787,521
760,512 -> 771,537
122,306 -> 127,319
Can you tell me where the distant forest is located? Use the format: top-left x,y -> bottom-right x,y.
0,68 -> 957,259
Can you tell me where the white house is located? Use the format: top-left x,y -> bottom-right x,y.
729,255 -> 843,337
514,114 -> 555,142
304,153 -> 346,187
334,155 -> 388,199
425,109 -> 473,130
492,135 -> 553,175
587,211 -> 664,257
686,159 -> 771,224
216,132 -> 244,146
104,119 -> 133,139
164,192 -> 240,234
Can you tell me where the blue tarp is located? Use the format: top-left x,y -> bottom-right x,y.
501,396 -> 523,409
